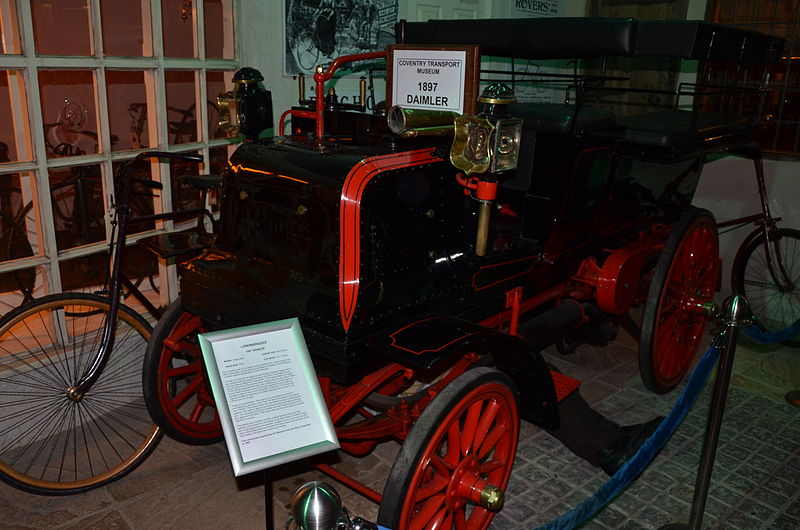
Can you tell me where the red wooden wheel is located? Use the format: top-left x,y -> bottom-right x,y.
640,208 -> 719,393
378,368 -> 519,530
143,299 -> 223,445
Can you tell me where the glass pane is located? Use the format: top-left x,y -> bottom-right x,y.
0,0 -> 22,54
162,0 -> 196,58
209,145 -> 229,175
107,70 -> 151,151
207,70 -> 234,139
204,0 -> 233,59
166,70 -> 198,145
60,250 -> 161,309
32,0 -> 92,56
112,158 -> 155,232
58,251 -> 108,292
0,70 -> 31,163
100,0 -> 149,57
49,164 -> 105,250
39,70 -> 100,158
169,152 -> 202,219
120,246 -> 160,310
0,172 -> 40,264
0,265 -> 45,314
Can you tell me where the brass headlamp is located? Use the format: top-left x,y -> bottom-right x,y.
217,67 -> 273,140
451,83 -> 523,256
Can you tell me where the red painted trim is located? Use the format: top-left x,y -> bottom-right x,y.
471,255 -> 538,291
339,148 -> 442,330
386,316 -> 492,355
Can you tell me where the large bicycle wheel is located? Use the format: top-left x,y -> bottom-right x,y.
377,368 -> 519,530
143,299 -> 223,445
0,293 -> 160,494
732,228 -> 800,347
640,208 -> 719,393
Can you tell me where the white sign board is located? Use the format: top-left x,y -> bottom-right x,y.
508,0 -> 562,17
199,318 -> 338,476
392,49 -> 468,114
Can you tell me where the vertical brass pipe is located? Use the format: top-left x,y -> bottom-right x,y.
298,75 -> 305,102
476,201 -> 491,256
359,76 -> 367,109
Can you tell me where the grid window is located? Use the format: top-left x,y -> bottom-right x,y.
707,0 -> 800,156
0,0 -> 239,309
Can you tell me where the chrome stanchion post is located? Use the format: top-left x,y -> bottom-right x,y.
661,295 -> 751,530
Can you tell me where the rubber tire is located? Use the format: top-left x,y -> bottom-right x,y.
0,293 -> 160,494
640,207 -> 719,393
377,368 -> 519,530
732,228 -> 800,347
143,299 -> 223,445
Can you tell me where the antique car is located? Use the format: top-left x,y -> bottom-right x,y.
140,17 -> 782,530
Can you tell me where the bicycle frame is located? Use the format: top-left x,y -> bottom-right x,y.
718,146 -> 796,292
68,151 -> 203,399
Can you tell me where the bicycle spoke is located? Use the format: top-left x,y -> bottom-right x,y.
0,295 -> 158,493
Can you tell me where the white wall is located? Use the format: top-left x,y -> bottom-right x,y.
693,156 -> 800,299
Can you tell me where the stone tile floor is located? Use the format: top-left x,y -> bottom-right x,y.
1,328 -> 798,529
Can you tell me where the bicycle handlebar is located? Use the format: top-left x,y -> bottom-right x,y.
121,151 -> 204,190
130,176 -> 163,190
131,150 -> 204,164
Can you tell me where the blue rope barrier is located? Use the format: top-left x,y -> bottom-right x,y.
533,341 -> 722,530
743,319 -> 800,344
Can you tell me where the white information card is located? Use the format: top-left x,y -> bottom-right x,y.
199,318 -> 338,476
391,49 -> 468,114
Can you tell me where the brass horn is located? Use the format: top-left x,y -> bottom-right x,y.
387,106 -> 457,138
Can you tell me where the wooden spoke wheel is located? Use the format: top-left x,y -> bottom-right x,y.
640,207 -> 719,393
378,368 -> 519,530
143,299 -> 223,445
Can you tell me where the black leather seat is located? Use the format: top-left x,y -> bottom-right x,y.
511,103 -> 617,135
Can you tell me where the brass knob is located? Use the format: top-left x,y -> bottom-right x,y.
479,484 -> 504,511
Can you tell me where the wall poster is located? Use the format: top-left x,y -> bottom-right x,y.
504,0 -> 566,104
284,0 -> 399,76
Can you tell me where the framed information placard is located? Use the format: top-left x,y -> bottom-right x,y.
199,318 -> 339,476
387,45 -> 480,115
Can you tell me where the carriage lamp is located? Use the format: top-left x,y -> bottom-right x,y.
217,67 -> 273,141
451,83 -> 522,256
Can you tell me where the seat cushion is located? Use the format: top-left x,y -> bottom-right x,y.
613,110 -> 750,147
510,103 -> 616,134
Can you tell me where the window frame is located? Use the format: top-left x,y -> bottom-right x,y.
0,0 -> 240,309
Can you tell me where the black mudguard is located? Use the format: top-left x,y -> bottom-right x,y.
369,316 -> 560,429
